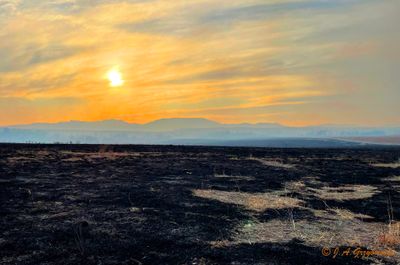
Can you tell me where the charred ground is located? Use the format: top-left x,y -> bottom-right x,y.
1,144 -> 400,264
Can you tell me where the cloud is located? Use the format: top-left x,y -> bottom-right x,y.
121,0 -> 369,37
0,43 -> 85,72
13,0 -> 157,14
0,0 -> 21,15
0,96 -> 82,106
0,0 -> 398,126
0,72 -> 76,97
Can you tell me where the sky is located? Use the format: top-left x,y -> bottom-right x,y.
0,0 -> 399,126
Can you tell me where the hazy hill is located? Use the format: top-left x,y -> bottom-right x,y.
143,118 -> 221,131
1,118 -> 400,146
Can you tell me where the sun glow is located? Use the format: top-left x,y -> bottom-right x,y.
107,68 -> 124,87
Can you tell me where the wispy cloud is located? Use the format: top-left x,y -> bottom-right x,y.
0,0 -> 398,126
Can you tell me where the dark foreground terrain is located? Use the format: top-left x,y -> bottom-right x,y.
1,144 -> 400,265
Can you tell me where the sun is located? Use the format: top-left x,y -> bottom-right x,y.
107,68 -> 124,87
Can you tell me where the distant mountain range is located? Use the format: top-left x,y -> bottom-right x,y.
8,118 -> 282,131
1,118 -> 400,147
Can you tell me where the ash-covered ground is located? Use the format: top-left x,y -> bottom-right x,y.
1,144 -> 400,265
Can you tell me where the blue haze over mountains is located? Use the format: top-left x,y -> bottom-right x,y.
1,118 -> 399,147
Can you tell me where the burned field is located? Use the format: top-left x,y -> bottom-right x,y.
1,144 -> 400,265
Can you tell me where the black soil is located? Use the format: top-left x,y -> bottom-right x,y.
1,144 -> 400,265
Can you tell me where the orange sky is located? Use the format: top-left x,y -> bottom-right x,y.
0,0 -> 399,126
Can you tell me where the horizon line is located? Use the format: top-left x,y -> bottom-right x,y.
2,117 -> 399,129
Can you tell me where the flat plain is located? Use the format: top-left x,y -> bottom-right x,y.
1,144 -> 400,265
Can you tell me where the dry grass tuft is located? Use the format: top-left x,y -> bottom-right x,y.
230,208 -> 386,249
378,221 -> 400,247
60,150 -> 141,161
7,156 -> 35,164
62,157 -> 84,162
284,181 -> 306,192
249,157 -> 295,169
329,208 -> 374,221
193,189 -> 303,212
209,240 -> 231,248
383,176 -> 400,190
384,176 -> 400,182
372,160 -> 400,168
214,174 -> 255,181
309,185 -> 379,201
